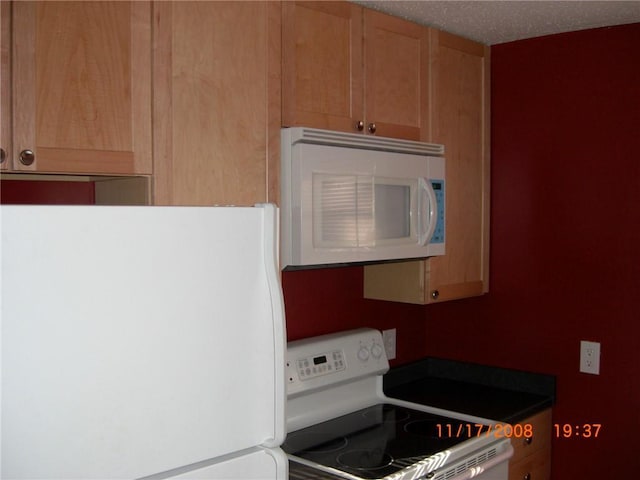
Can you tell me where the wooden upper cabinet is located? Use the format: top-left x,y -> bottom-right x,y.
282,1 -> 362,134
429,31 -> 490,302
11,1 -> 152,175
364,30 -> 490,304
363,10 -> 430,141
153,1 -> 281,206
1,1 -> 10,171
282,1 -> 429,140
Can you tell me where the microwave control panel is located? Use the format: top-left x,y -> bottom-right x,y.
431,180 -> 445,244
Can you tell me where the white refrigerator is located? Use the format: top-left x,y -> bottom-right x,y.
0,204 -> 287,479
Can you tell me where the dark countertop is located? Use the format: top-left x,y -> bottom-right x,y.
383,357 -> 555,424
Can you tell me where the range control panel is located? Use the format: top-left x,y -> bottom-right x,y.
286,328 -> 389,397
296,350 -> 346,380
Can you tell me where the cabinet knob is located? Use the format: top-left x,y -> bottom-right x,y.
355,120 -> 364,131
523,473 -> 531,480
524,436 -> 533,445
19,149 -> 35,166
0,148 -> 6,164
431,290 -> 439,300
368,122 -> 377,134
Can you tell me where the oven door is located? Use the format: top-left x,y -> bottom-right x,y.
289,450 -> 510,480
289,451 -> 510,480
425,445 -> 512,480
283,402 -> 513,480
470,459 -> 510,480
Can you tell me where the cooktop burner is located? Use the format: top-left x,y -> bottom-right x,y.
337,449 -> 394,471
295,434 -> 348,454
283,404 -> 491,480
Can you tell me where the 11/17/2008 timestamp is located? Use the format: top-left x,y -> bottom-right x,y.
554,423 -> 601,438
435,422 -> 601,439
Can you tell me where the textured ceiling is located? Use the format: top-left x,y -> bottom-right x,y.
354,1 -> 640,45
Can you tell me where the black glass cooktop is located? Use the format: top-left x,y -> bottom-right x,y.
283,403 -> 490,480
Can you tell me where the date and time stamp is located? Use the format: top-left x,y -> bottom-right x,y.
435,422 -> 601,439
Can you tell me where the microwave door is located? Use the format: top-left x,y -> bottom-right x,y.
312,173 -> 375,249
373,178 -> 418,246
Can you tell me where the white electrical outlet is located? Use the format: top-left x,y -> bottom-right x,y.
382,329 -> 396,360
580,340 -> 601,375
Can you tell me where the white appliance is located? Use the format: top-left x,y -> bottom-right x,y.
281,127 -> 445,269
0,204 -> 287,479
284,329 -> 513,480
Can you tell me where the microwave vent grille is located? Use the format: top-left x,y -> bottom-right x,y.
288,127 -> 444,157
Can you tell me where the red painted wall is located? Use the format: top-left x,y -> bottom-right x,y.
1,180 -> 95,204
426,24 -> 640,479
283,266 -> 429,366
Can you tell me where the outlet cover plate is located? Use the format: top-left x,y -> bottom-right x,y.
580,340 -> 600,375
382,329 -> 396,360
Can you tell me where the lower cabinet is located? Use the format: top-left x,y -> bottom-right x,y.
509,409 -> 552,480
509,448 -> 551,480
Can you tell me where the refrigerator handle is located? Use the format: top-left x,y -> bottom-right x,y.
257,203 -> 287,447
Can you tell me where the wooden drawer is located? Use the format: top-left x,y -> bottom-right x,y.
510,408 -> 552,463
509,447 -> 551,480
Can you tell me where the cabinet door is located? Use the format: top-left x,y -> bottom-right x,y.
1,1 -> 10,171
153,1 -> 281,206
12,1 -> 151,174
509,448 -> 551,480
509,409 -> 552,465
282,1 -> 363,134
364,10 -> 430,141
364,31 -> 489,304
509,409 -> 552,480
428,31 -> 490,302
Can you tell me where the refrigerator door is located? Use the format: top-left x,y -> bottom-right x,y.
1,204 -> 286,479
153,447 -> 288,480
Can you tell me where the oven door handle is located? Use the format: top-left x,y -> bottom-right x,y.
428,443 -> 514,480
405,442 -> 514,480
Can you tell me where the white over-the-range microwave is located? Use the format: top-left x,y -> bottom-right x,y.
281,127 -> 445,269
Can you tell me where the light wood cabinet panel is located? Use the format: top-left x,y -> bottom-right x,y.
282,1 -> 429,140
1,1 -> 10,171
509,409 -> 552,463
364,30 -> 490,304
282,1 -> 362,134
509,409 -> 552,480
509,448 -> 551,480
364,9 -> 430,141
11,1 -> 151,175
429,31 -> 490,302
153,1 -> 280,207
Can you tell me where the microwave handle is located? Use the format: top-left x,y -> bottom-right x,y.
418,178 -> 438,246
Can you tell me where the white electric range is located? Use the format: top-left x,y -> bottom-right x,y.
283,329 -> 513,480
